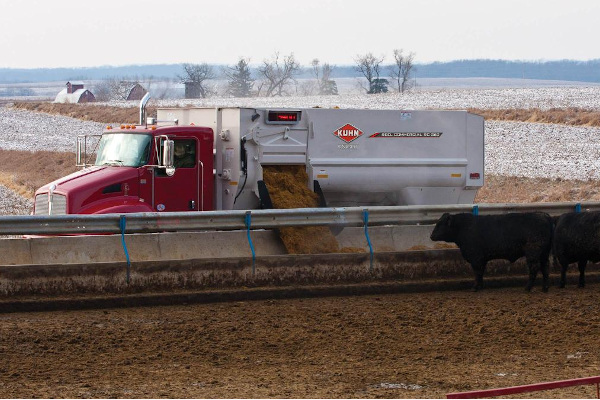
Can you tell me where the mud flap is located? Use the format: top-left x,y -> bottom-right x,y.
313,180 -> 327,208
257,180 -> 273,209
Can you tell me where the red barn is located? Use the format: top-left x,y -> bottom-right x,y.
126,83 -> 147,101
55,81 -> 96,103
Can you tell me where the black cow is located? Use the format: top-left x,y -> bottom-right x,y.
430,212 -> 554,292
553,211 -> 600,288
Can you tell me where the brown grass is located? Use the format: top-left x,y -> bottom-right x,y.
468,107 -> 600,126
0,150 -> 78,198
12,102 -> 156,124
11,102 -> 600,128
475,175 -> 600,203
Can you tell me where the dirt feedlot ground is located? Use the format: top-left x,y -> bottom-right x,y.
1,283 -> 600,399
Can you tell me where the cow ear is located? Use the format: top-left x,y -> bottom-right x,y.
440,213 -> 451,225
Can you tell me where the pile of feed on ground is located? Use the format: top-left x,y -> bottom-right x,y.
262,165 -> 362,254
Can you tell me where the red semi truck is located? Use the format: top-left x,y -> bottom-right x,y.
33,95 -> 485,215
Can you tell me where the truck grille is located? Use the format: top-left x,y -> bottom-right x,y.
34,193 -> 67,215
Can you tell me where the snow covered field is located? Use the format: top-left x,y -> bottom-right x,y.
138,85 -> 600,111
0,107 -> 106,151
485,120 -> 600,180
0,185 -> 31,216
2,76 -> 599,101
2,85 -> 600,214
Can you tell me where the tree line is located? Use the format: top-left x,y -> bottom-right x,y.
179,49 -> 416,99
2,58 -> 600,86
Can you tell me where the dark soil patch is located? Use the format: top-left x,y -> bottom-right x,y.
1,284 -> 599,398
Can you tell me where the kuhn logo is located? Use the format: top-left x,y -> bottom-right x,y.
333,124 -> 363,143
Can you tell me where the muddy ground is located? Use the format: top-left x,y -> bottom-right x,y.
1,281 -> 600,398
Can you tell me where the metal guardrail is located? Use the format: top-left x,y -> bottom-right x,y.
447,375 -> 600,398
2,201 -> 600,236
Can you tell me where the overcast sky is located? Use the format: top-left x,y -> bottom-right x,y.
1,0 -> 598,69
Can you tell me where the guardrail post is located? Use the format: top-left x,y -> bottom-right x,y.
575,203 -> 582,213
119,215 -> 131,284
472,205 -> 479,216
245,211 -> 256,276
363,209 -> 374,272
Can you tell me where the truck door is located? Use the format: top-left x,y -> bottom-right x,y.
154,138 -> 200,211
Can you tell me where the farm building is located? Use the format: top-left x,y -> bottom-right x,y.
103,81 -> 148,101
54,81 -> 96,103
184,81 -> 203,99
124,83 -> 147,100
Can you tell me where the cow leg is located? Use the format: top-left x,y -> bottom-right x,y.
541,257 -> 550,293
525,260 -> 539,292
578,260 -> 587,288
559,258 -> 568,288
471,262 -> 486,292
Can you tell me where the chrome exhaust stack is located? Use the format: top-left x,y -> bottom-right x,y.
139,92 -> 151,125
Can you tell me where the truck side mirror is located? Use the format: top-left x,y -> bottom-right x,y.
162,139 -> 175,176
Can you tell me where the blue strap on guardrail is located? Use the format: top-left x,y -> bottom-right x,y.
119,215 -> 131,284
575,203 -> 582,213
472,205 -> 479,215
245,211 -> 256,275
363,209 -> 374,272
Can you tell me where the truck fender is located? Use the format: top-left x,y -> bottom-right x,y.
94,204 -> 154,214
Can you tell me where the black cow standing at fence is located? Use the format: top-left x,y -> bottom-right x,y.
553,211 -> 600,288
430,212 -> 554,292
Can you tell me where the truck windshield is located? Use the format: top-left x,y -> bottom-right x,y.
95,133 -> 152,167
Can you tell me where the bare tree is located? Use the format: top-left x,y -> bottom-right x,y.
319,62 -> 337,95
321,62 -> 334,82
135,75 -> 174,100
139,75 -> 155,97
114,81 -> 135,100
354,53 -> 387,94
92,77 -> 135,101
257,52 -> 301,97
92,78 -> 114,102
179,63 -> 216,99
153,79 -> 175,100
309,59 -> 338,95
223,57 -> 254,98
389,49 -> 416,93
297,59 -> 322,96
297,80 -> 319,96
310,59 -> 320,80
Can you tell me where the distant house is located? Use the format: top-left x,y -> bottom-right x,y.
184,82 -> 202,99
54,81 -> 96,103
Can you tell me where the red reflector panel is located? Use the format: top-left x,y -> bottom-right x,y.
266,110 -> 300,124
470,173 -> 481,180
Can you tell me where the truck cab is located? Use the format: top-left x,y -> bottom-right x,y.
33,124 -> 214,215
